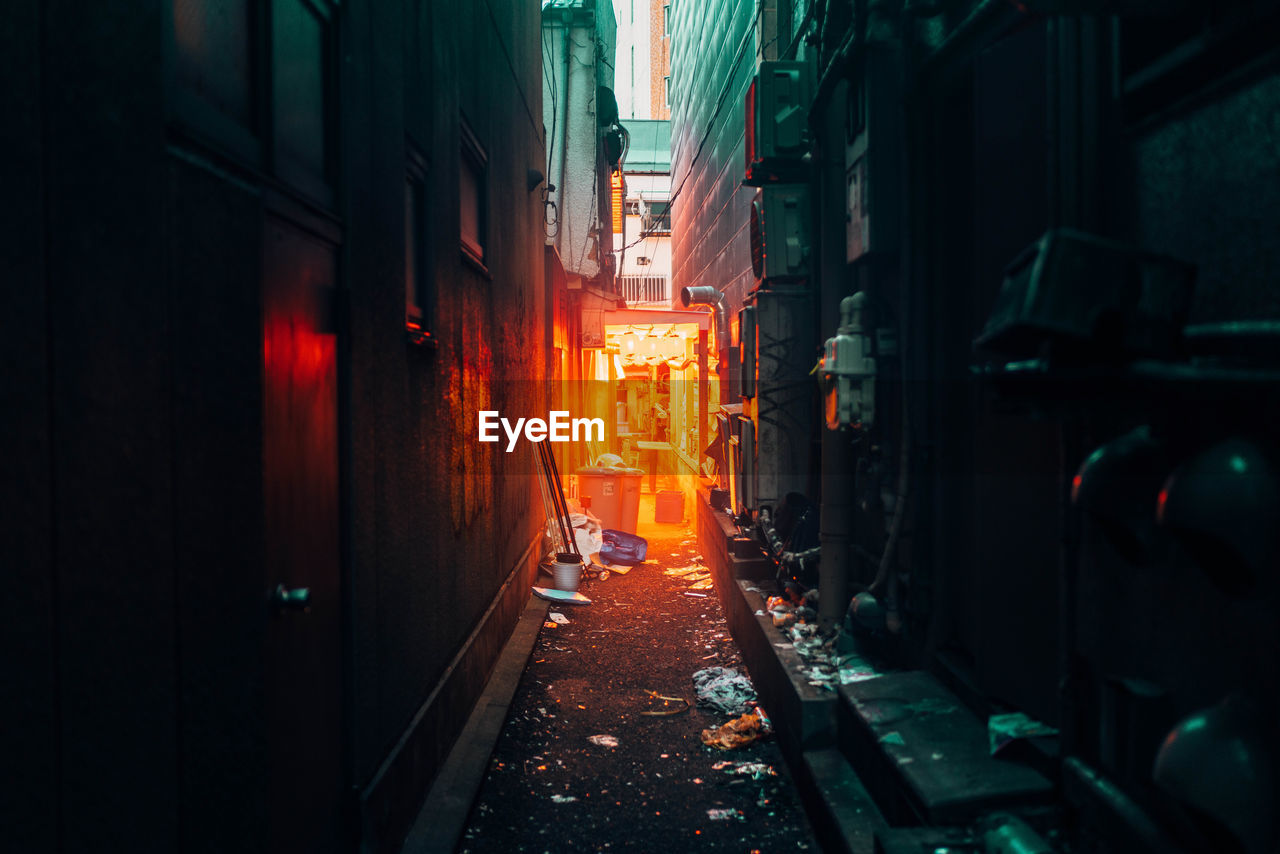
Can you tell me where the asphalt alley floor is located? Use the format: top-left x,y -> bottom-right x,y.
458,516 -> 819,853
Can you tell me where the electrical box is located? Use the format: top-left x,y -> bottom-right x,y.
845,47 -> 902,263
750,185 -> 812,282
976,229 -> 1196,360
821,293 -> 876,430
745,61 -> 812,185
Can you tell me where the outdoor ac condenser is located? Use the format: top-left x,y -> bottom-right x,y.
745,61 -> 811,185
750,185 -> 812,282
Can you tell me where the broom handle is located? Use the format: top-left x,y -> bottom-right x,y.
540,442 -> 578,557
543,441 -> 580,557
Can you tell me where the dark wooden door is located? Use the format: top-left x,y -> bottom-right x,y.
262,215 -> 343,853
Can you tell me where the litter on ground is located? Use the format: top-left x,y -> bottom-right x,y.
702,709 -> 770,750
532,586 -> 592,605
692,667 -> 757,715
640,690 -> 690,716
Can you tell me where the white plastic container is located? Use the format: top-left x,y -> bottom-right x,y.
552,552 -> 584,592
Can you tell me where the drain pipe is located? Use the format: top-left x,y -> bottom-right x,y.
680,285 -> 730,356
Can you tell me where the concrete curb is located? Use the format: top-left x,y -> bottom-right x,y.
401,593 -> 550,854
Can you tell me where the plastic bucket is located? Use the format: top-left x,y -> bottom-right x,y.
552,552 -> 583,592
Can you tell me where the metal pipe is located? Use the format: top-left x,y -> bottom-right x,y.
818,428 -> 853,628
680,285 -> 730,355
816,105 -> 854,630
760,505 -> 822,581
555,20 -> 571,242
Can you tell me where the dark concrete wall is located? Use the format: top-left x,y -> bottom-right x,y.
1,1 -> 547,851
347,1 -> 549,847
1129,70 -> 1280,324
882,0 -> 1280,785
1,2 -> 57,852
1079,60 -> 1280,727
672,0 -> 1280,780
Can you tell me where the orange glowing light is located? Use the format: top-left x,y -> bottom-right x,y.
610,170 -> 624,234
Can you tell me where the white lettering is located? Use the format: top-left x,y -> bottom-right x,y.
479,411 -> 603,449
573,417 -> 605,443
478,411 -> 500,442
548,411 -> 570,441
525,418 -> 548,443
502,417 -> 526,453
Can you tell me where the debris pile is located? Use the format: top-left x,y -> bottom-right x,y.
701,708 -> 772,750
711,760 -> 778,781
692,666 -> 757,715
750,584 -> 893,692
664,562 -> 714,590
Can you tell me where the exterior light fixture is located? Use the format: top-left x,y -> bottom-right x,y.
659,335 -> 683,361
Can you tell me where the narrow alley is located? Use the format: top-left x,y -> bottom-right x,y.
5,1 -> 1280,853
456,510 -> 818,852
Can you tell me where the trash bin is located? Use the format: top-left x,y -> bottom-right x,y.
576,466 -> 643,534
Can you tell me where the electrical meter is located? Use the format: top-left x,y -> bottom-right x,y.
821,293 -> 876,430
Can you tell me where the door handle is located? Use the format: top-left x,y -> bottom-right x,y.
271,584 -> 312,614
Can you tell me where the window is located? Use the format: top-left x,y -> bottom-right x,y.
167,0 -> 259,163
459,117 -> 488,269
173,0 -> 253,126
664,75 -> 670,109
405,149 -> 434,346
642,200 -> 670,235
272,0 -> 333,201
664,4 -> 670,35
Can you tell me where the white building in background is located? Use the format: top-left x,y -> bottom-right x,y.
543,0 -> 618,287
616,119 -> 672,306
612,0 -> 671,121
608,0 -> 673,306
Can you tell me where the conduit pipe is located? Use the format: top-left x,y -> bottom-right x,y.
680,285 -> 730,355
759,506 -> 821,581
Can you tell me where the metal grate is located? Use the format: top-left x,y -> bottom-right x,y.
618,275 -> 670,304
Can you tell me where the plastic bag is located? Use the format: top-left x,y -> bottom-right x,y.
598,529 -> 648,566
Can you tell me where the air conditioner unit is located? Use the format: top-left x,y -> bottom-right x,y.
976,229 -> 1196,360
750,185 -> 811,281
745,61 -> 811,186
